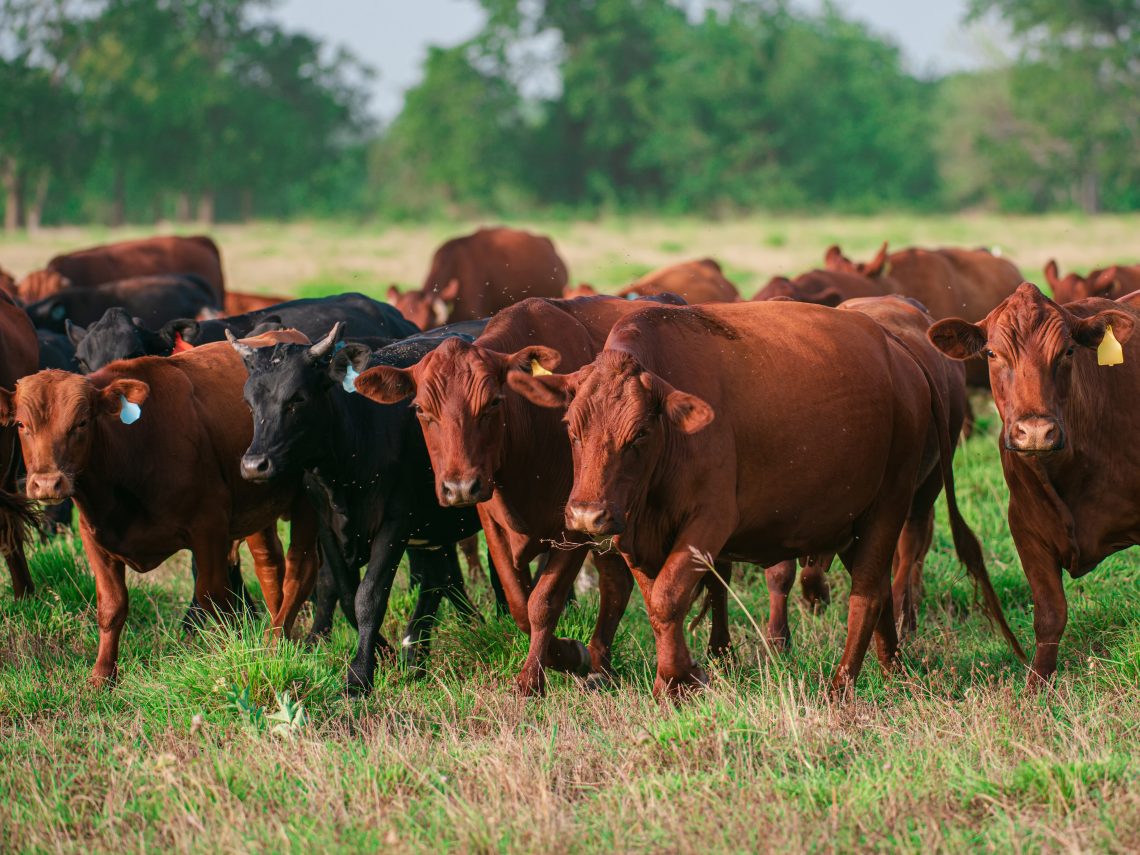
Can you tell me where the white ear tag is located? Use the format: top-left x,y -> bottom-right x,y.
119,396 -> 142,424
342,362 -> 360,393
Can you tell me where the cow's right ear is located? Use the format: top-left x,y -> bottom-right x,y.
1043,260 -> 1061,290
100,379 -> 150,421
862,242 -> 889,277
0,387 -> 14,426
506,370 -> 576,409
66,319 -> 87,346
329,343 -> 373,393
928,319 -> 987,360
386,285 -> 401,304
823,245 -> 846,268
162,319 -> 200,348
354,365 -> 417,404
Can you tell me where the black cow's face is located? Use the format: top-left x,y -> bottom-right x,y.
233,327 -> 345,482
71,308 -> 169,374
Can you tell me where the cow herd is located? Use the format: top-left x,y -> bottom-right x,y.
0,227 -> 1137,700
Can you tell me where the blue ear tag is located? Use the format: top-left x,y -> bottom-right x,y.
342,363 -> 360,394
119,396 -> 141,425
625,293 -> 637,300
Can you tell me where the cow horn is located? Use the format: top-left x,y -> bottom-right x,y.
310,322 -> 344,360
225,328 -> 255,358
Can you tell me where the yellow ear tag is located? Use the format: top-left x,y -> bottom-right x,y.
1098,324 -> 1124,366
531,358 -> 552,376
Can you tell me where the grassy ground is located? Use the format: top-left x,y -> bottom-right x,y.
1,217 -> 1139,852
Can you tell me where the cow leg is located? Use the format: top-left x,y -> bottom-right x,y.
307,559 -> 339,642
479,509 -> 534,634
763,561 -> 796,651
4,542 -> 33,600
800,554 -> 832,613
399,546 -> 460,671
459,535 -> 482,581
515,545 -> 592,697
271,501 -> 320,640
891,511 -> 935,638
440,546 -> 479,622
346,523 -> 407,695
245,528 -> 285,617
183,552 -> 255,630
586,550 -> 635,681
1015,534 -> 1066,685
190,541 -> 236,623
80,518 -> 128,687
706,560 -> 733,659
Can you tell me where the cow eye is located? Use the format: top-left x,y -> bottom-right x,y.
984,348 -> 996,359
630,428 -> 650,446
14,421 -> 24,431
75,418 -> 88,429
1065,346 -> 1076,357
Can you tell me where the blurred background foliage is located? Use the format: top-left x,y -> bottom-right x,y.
1,0 -> 1137,226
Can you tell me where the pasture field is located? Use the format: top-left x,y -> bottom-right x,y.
2,216 -> 1140,853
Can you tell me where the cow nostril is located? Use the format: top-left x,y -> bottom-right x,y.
255,458 -> 269,472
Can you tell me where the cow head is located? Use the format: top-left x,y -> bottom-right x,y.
0,370 -> 148,503
508,350 -> 714,536
69,308 -> 187,373
388,279 -> 460,331
929,282 -> 1135,455
1043,260 -> 1100,303
824,242 -> 889,278
354,336 -> 561,507
17,269 -> 70,303
231,325 -> 342,482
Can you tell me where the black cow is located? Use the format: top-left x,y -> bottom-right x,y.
36,329 -> 79,372
25,274 -> 218,333
231,321 -> 488,693
70,293 -> 413,373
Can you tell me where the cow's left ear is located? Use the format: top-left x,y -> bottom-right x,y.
504,345 -> 561,376
507,370 -> 576,409
0,387 -> 14,425
438,278 -> 461,303
928,319 -> 987,360
329,343 -> 373,393
664,390 -> 714,435
862,242 -> 889,277
1072,309 -> 1136,348
1092,267 -> 1120,298
100,379 -> 150,420
354,365 -> 417,404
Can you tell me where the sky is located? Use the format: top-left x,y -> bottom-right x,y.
275,0 -> 1002,121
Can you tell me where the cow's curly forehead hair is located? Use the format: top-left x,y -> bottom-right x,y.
417,338 -> 502,413
987,285 -> 1071,361
16,370 -> 94,428
566,351 -> 654,440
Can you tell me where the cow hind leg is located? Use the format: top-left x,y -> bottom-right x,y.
800,554 -> 833,613
891,511 -> 934,638
705,560 -> 733,660
584,550 -> 635,685
245,528 -> 284,617
763,560 -> 796,651
306,560 -> 340,643
271,503 -> 320,640
345,527 -> 406,695
399,547 -> 458,672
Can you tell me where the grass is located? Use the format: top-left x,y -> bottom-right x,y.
1,216 -> 1140,852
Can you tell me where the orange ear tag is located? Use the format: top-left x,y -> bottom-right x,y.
1098,324 -> 1124,366
531,359 -> 552,376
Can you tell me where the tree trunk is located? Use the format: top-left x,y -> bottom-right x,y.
25,170 -> 49,233
2,158 -> 25,232
197,191 -> 215,225
112,164 -> 126,227
175,192 -> 191,222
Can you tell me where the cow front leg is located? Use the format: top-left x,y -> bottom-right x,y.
585,550 -> 635,683
346,525 -> 406,695
246,527 -> 285,617
80,518 -> 129,687
272,500 -> 320,640
515,545 -> 591,697
1013,533 -> 1067,686
763,560 -> 796,651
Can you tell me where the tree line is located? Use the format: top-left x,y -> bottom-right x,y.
2,0 -> 1136,228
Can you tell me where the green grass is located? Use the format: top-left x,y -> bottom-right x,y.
2,427 -> 1140,852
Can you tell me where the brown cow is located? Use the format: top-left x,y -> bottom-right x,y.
1044,259 -> 1140,304
752,269 -> 888,305
0,331 -> 319,686
355,295 -> 730,695
0,292 -> 44,598
929,282 -> 1140,684
507,301 -> 1012,698
18,235 -> 225,304
389,227 -> 568,330
763,296 -> 1021,651
617,258 -> 740,304
223,291 -> 288,315
0,267 -> 18,302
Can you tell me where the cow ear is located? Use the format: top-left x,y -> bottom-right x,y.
1072,309 -> 1135,348
354,365 -> 417,404
66,319 -> 87,346
823,245 -> 846,269
1043,260 -> 1061,290
431,298 -> 449,328
438,278 -> 461,303
863,242 -> 889,277
329,343 -> 373,393
506,370 -> 576,409
100,379 -> 150,420
928,319 -> 988,360
1092,267 -> 1119,297
162,319 -> 200,347
663,389 -> 715,435
504,345 -> 561,376
0,387 -> 14,425
386,285 -> 401,304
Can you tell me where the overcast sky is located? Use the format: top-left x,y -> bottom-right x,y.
275,0 -> 1004,121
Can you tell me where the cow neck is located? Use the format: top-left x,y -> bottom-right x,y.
72,418 -> 140,522
492,390 -> 573,529
307,386 -> 392,493
616,428 -> 691,574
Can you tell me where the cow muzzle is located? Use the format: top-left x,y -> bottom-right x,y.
240,453 -> 277,482
26,471 -> 73,504
565,502 -> 624,536
1006,416 -> 1065,454
439,475 -> 491,507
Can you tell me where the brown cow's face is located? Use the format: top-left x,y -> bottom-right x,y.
0,371 -> 149,502
509,351 -> 713,536
388,283 -> 454,331
929,283 -> 1135,455
1043,260 -> 1100,304
824,242 -> 888,278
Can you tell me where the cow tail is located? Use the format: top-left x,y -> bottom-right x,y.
0,486 -> 42,556
905,334 -> 1028,663
688,574 -> 714,633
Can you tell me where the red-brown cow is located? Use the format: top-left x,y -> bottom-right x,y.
355,295 -> 730,695
1044,259 -> 1140,304
617,259 -> 740,304
0,292 -> 44,598
0,267 -> 17,302
0,331 -> 319,685
389,227 -> 568,330
18,235 -> 225,304
223,291 -> 288,315
929,282 -> 1140,683
508,301 -> 1006,698
763,296 -> 1022,652
751,269 -> 888,305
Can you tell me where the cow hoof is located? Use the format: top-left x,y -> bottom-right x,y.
764,634 -> 791,654
344,668 -> 374,697
571,640 -> 592,677
515,670 -> 546,698
652,665 -> 708,701
303,630 -> 330,649
583,671 -> 615,692
89,667 -> 118,690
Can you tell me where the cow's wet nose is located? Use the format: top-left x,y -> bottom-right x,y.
440,477 -> 485,506
1009,417 -> 1064,453
26,471 -> 71,503
565,502 -> 624,536
240,454 -> 275,481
